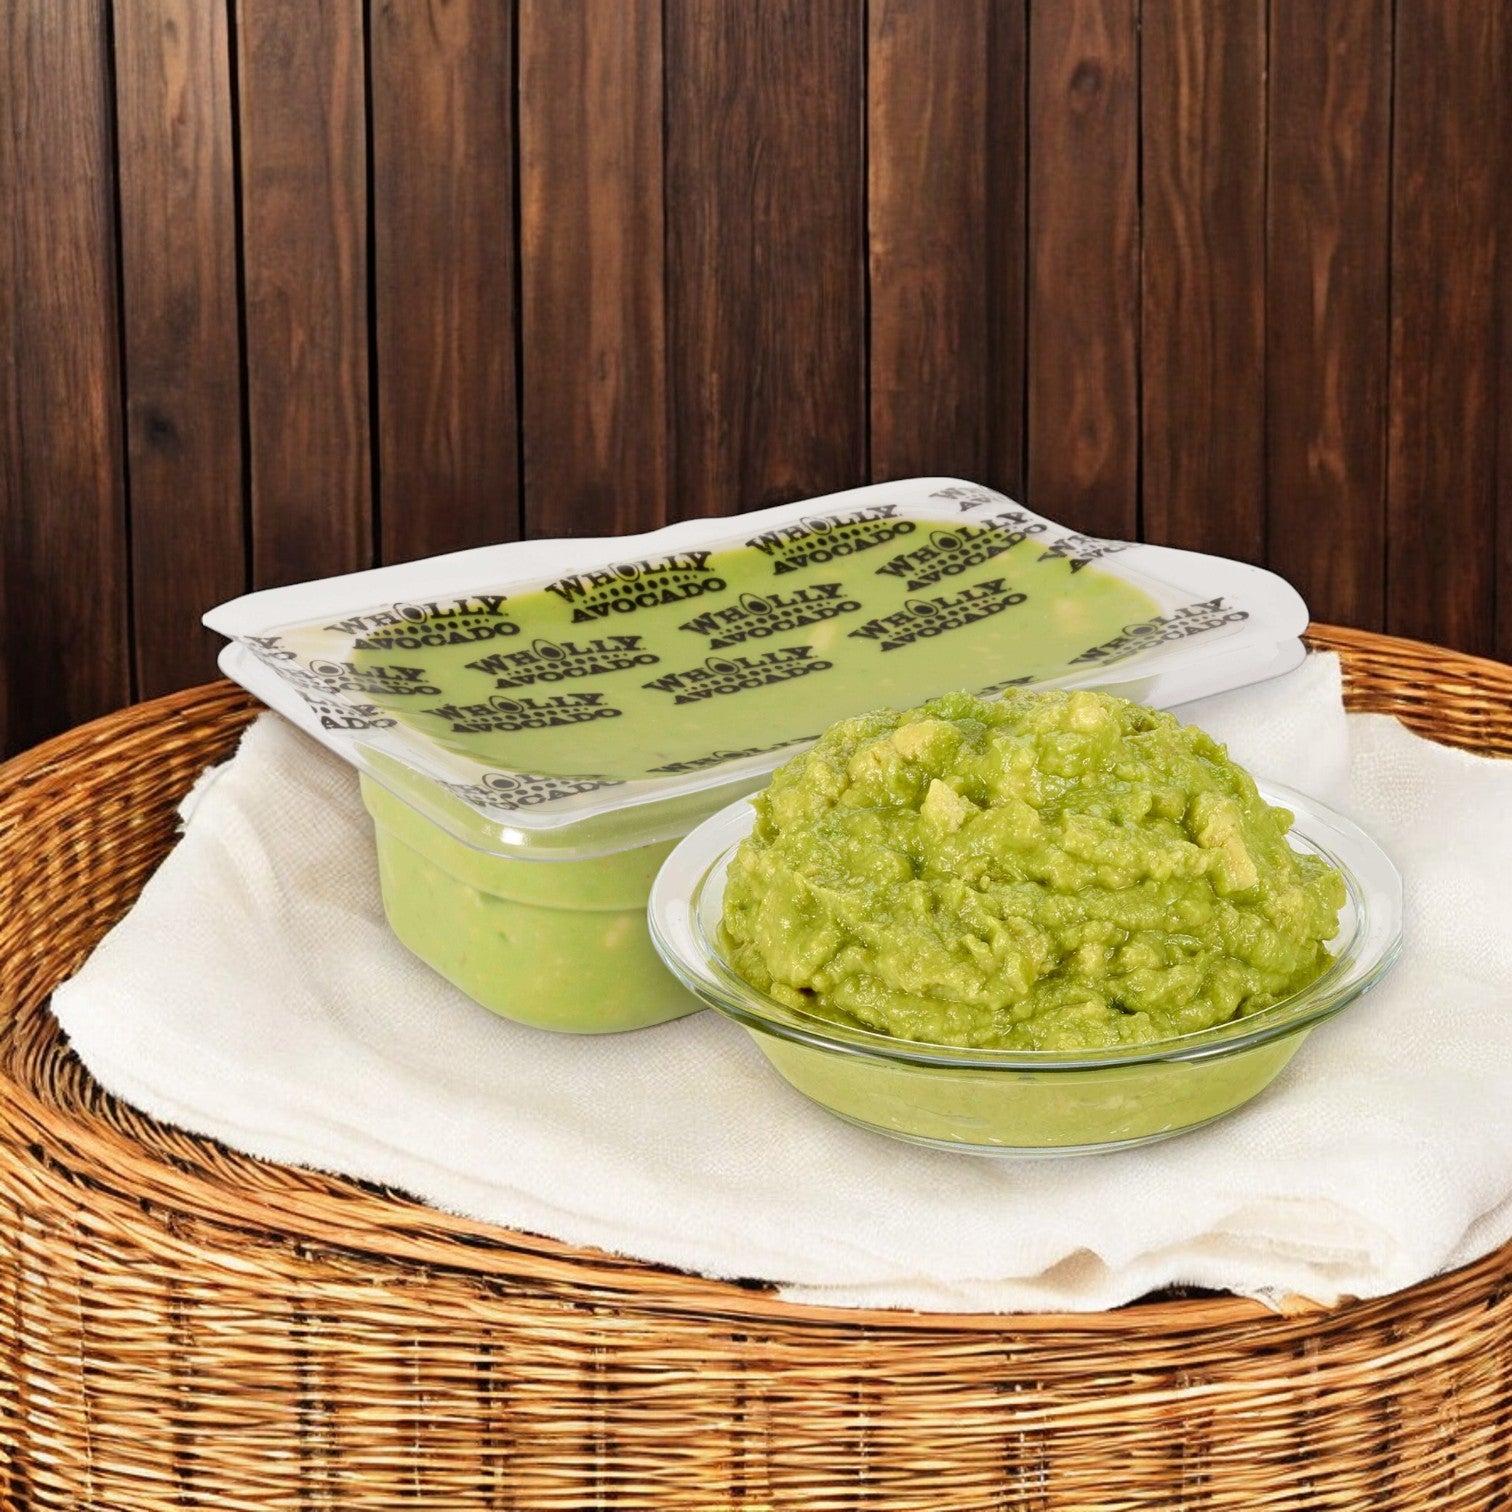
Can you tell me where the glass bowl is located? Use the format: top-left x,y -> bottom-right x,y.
647,782 -> 1403,1155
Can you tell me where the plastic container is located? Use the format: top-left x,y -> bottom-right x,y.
360,777 -> 681,1032
647,781 -> 1403,1152
208,477 -> 1313,1033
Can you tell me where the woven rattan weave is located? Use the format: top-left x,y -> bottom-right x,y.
1,625 -> 1509,1510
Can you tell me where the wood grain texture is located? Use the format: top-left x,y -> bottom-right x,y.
237,0 -> 370,587
1386,4 -> 1503,656
665,0 -> 867,517
867,0 -> 1029,496
1140,0 -> 1266,563
114,0 -> 245,697
9,0 -> 1512,758
868,0 -> 989,482
1266,0 -> 1391,631
986,0 -> 1028,500
1026,0 -> 1139,541
520,0 -> 666,539
1496,12 -> 1512,667
371,0 -> 518,564
0,2 -> 129,755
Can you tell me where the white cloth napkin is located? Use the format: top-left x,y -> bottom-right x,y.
52,653 -> 1512,1312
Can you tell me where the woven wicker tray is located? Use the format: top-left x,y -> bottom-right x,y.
1,625 -> 1509,1510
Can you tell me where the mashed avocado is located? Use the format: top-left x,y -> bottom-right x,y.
720,690 -> 1346,1051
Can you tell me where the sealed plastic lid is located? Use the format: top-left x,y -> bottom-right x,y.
207,478 -> 1308,859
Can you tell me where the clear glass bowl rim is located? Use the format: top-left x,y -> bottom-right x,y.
647,778 -> 1404,1072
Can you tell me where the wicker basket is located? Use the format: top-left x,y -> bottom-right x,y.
0,625 -> 1509,1511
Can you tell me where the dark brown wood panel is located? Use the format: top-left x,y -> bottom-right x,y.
1266,0 -> 1391,632
0,2 -> 129,754
1386,4 -> 1503,656
1141,0 -> 1266,563
1495,10 -> 1512,668
237,0 -> 370,587
665,0 -> 867,517
868,0 -> 989,482
519,0 -> 666,539
114,0 -> 245,697
986,0 -> 1028,500
1502,121 -> 1512,665
372,0 -> 518,564
7,0 -> 1512,757
1026,0 -> 1139,541
867,0 -> 1029,497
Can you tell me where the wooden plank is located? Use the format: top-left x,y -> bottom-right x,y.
867,0 -> 988,482
1266,0 -> 1391,630
0,2 -> 129,755
1141,0 -> 1266,563
1502,336 -> 1512,662
237,0 -> 370,587
1386,3 -> 1502,656
519,0 -> 665,539
1495,14 -> 1512,666
371,0 -> 518,564
867,0 -> 1027,494
114,0 -> 245,697
1026,0 -> 1139,540
1503,250 -> 1512,661
665,0 -> 866,517
986,0 -> 1028,499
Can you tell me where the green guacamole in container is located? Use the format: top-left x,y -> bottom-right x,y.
349,513 -> 1161,782
336,525 -> 1161,1033
648,690 -> 1400,1154
208,477 -> 1320,1039
720,690 -> 1347,1054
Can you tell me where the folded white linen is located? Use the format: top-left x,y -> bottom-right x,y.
52,653 -> 1512,1312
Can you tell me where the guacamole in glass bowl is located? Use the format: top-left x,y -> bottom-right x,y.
648,692 -> 1402,1154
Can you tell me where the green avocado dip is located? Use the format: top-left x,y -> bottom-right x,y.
719,690 -> 1346,1052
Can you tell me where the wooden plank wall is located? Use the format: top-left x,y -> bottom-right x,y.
2,0 -> 1508,756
